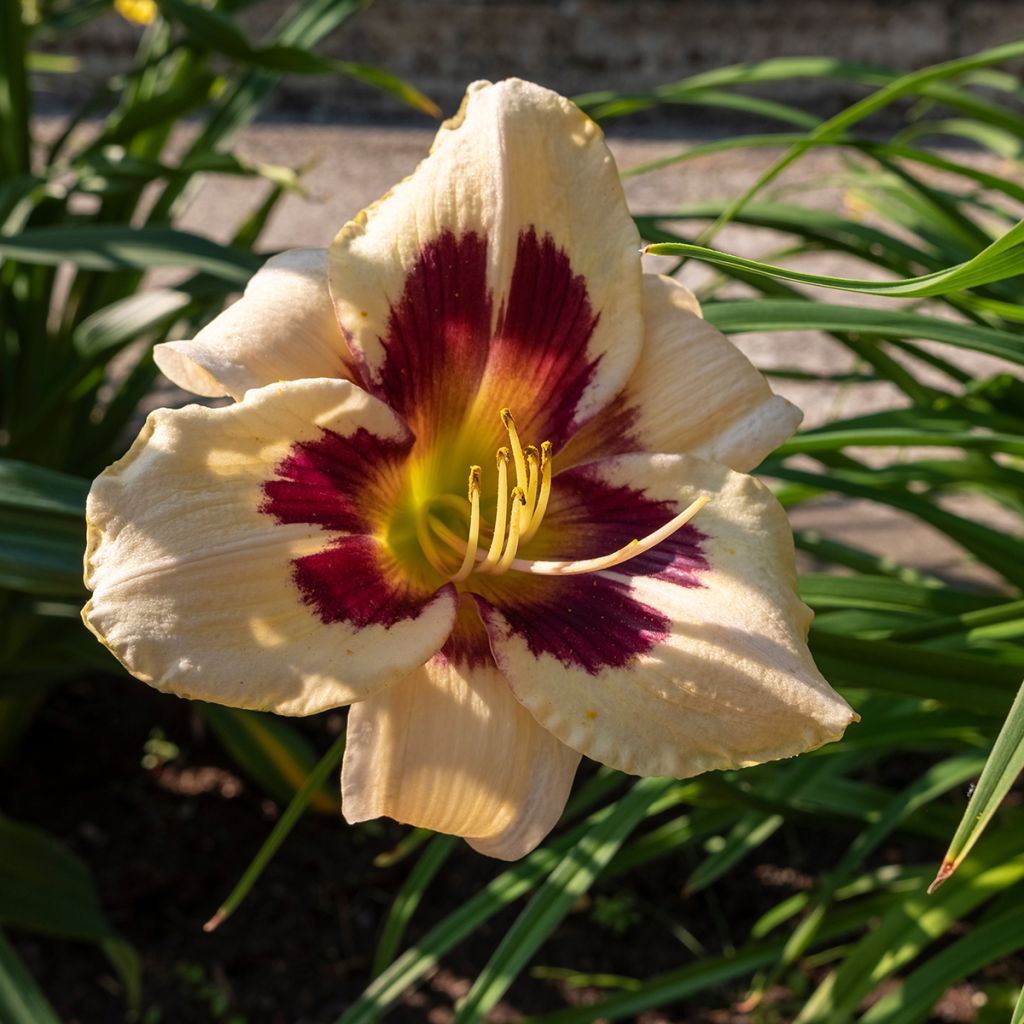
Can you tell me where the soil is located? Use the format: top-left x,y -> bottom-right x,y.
2,674 -> 1004,1024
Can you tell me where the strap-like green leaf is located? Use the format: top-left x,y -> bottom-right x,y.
929,679 -> 1024,891
706,300 -> 1024,366
647,218 -> 1024,296
0,225 -> 260,282
198,705 -> 339,815
0,931 -> 61,1024
861,899 -> 1024,1023
452,777 -> 673,1022
204,731 -> 346,932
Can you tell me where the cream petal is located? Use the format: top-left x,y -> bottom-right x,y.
154,249 -> 356,400
83,378 -> 455,716
559,275 -> 802,473
328,79 -> 644,450
342,651 -> 580,860
480,453 -> 856,779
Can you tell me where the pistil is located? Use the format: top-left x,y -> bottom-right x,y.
510,495 -> 708,575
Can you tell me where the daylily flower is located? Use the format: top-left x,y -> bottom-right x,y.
83,79 -> 856,860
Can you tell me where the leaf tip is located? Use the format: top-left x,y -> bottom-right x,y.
203,908 -> 227,932
927,860 -> 956,894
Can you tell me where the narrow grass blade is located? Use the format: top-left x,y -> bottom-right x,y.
795,830 -> 1024,1024
336,790 -> 677,1024
0,0 -> 31,178
452,777 -> 673,1023
810,631 -> 1019,714
0,931 -> 61,1024
929,679 -> 1024,892
204,730 -> 345,932
199,705 -> 338,813
705,300 -> 1024,367
0,226 -> 260,283
689,40 -> 1024,246
371,835 -> 457,977
647,215 -> 1024,296
861,899 -> 1024,1023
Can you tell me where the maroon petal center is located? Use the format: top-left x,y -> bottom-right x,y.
261,425 -> 444,628
368,227 -> 601,459
475,466 -> 710,673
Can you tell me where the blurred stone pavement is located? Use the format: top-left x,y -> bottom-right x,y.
143,121 -> 1020,589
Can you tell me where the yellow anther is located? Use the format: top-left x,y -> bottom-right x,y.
451,466 -> 482,582
500,408 -> 528,493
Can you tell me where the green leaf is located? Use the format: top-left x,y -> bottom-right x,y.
1013,983 -> 1024,1024
0,931 -> 61,1024
0,816 -> 139,1001
0,461 -> 87,597
929,678 -> 1024,892
647,224 -> 1024,296
452,777 -> 673,1023
0,226 -> 260,283
794,828 -> 1024,1024
198,705 -> 339,815
810,631 -> 1019,714
154,0 -> 440,116
371,835 -> 457,977
337,790 -> 679,1024
685,754 -> 859,894
204,731 -> 346,932
861,899 -> 1024,1024
25,53 -> 79,74
687,41 -> 1024,247
0,0 -> 30,178
798,574 -> 990,616
73,287 -> 196,361
0,815 -> 114,942
0,459 -> 88,519
705,300 -> 1024,367
770,463 -> 1024,588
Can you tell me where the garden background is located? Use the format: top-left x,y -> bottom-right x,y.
2,1 -> 1024,1022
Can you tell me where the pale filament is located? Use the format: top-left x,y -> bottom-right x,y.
477,447 -> 510,572
424,410 -> 709,582
450,466 -> 482,582
522,445 -> 540,527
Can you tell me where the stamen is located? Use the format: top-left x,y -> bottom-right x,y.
494,486 -> 527,574
522,445 -> 540,530
500,408 -> 528,492
450,466 -> 481,582
479,447 -> 511,571
416,407 -> 706,585
520,441 -> 552,543
509,495 -> 709,575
